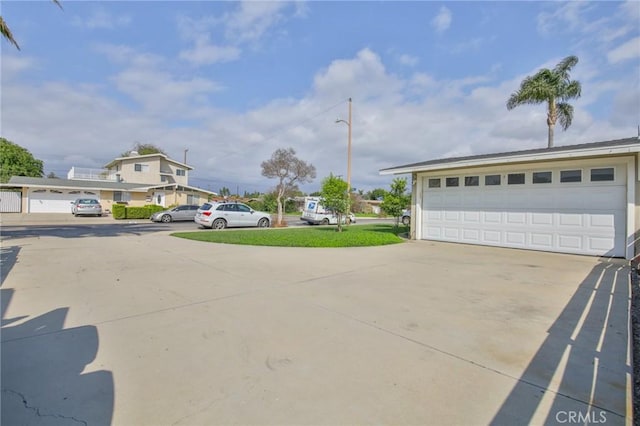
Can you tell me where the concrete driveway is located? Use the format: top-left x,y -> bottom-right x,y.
0,229 -> 631,425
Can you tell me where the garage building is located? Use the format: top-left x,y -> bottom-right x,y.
380,137 -> 640,259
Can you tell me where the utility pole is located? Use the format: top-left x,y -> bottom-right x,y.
336,97 -> 353,193
347,97 -> 352,193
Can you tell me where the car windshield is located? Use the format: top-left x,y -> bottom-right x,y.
79,199 -> 98,204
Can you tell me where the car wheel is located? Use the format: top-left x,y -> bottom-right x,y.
322,218 -> 330,225
212,218 -> 226,229
402,216 -> 410,226
257,218 -> 270,228
161,214 -> 172,223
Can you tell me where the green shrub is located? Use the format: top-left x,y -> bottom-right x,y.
125,206 -> 153,219
146,204 -> 166,215
112,204 -> 126,219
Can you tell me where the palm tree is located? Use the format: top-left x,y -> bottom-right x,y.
1,1 -> 62,51
507,56 -> 582,148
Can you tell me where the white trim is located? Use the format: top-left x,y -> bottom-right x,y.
381,143 -> 640,175
626,157 -> 635,260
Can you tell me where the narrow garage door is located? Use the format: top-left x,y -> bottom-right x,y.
421,164 -> 626,257
28,189 -> 101,213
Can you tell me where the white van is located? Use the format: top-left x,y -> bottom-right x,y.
300,197 -> 355,225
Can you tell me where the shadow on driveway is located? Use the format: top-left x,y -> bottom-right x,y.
1,290 -> 114,425
491,260 -> 630,425
0,223 -> 175,240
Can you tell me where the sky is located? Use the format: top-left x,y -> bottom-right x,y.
1,1 -> 639,195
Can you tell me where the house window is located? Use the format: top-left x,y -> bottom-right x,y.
560,170 -> 582,183
533,171 -> 552,184
428,178 -> 441,188
176,169 -> 186,176
113,191 -> 131,202
134,163 -> 149,172
591,168 -> 614,182
187,194 -> 199,204
485,175 -> 501,186
445,177 -> 459,187
161,176 -> 168,182
464,176 -> 479,187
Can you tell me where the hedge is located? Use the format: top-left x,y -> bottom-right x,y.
112,204 -> 166,220
112,204 -> 126,219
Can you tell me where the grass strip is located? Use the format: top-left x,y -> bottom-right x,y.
171,223 -> 405,247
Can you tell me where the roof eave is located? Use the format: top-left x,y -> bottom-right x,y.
380,144 -> 640,175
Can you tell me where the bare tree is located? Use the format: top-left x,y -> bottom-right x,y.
261,148 -> 316,226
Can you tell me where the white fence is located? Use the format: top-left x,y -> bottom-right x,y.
0,191 -> 22,213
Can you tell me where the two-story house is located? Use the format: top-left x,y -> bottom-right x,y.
1,151 -> 217,213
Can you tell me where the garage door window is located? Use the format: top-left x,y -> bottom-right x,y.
446,177 -> 459,187
464,176 -> 479,186
561,170 -> 582,183
485,175 -> 501,186
591,168 -> 614,182
508,173 -> 525,185
428,178 -> 441,188
533,171 -> 552,184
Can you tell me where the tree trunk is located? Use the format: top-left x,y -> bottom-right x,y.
547,100 -> 556,148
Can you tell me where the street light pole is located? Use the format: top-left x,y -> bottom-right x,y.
336,97 -> 353,193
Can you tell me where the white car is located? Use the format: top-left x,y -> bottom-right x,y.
194,202 -> 271,229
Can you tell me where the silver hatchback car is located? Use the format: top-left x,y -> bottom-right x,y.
150,204 -> 200,223
194,202 -> 271,229
71,198 -> 103,217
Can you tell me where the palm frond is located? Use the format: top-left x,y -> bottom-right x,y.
557,103 -> 574,130
0,16 -> 20,50
554,55 -> 579,75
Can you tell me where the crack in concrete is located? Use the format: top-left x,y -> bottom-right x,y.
2,388 -> 89,426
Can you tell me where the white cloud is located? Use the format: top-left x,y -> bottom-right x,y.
398,54 -> 418,66
608,36 -> 640,63
72,7 -> 131,29
431,6 -> 452,34
3,45 -> 638,193
1,55 -> 37,80
179,40 -> 241,65
224,1 -> 290,43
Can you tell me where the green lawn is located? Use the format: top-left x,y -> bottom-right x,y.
172,224 -> 406,247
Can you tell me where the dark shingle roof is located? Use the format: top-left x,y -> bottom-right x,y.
380,136 -> 640,173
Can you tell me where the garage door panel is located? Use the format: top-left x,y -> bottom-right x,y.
532,213 -> 553,225
421,164 -> 627,257
427,210 -> 442,220
484,211 -> 502,223
559,214 -> 583,227
482,230 -> 501,243
463,211 -> 480,223
589,214 -> 616,228
462,229 -> 480,242
506,232 -> 526,245
588,236 -> 616,252
506,212 -> 526,224
482,192 -> 504,208
531,233 -> 553,248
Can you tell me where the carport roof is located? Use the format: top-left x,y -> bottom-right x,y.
380,136 -> 640,175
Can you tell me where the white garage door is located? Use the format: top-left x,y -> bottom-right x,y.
421,163 -> 626,257
29,189 -> 101,213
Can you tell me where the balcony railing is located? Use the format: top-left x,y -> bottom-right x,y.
67,167 -> 118,181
